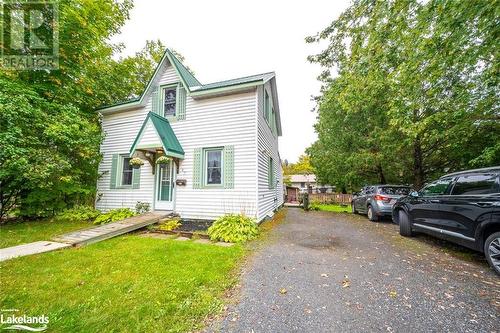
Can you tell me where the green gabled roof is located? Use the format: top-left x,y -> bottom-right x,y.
165,49 -> 201,88
96,97 -> 140,111
97,48 -> 275,111
130,112 -> 184,158
194,72 -> 275,91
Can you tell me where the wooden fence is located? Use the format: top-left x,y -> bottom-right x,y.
308,193 -> 353,205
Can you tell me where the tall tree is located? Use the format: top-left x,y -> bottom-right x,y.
0,1 -> 177,219
282,154 -> 315,175
307,0 -> 499,190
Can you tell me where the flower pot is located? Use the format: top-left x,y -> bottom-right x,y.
156,156 -> 171,165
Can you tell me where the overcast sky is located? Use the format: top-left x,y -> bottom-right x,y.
113,0 -> 350,163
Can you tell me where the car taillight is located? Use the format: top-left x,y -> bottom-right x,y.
374,195 -> 391,202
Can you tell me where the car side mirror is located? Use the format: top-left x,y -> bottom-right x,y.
410,191 -> 419,197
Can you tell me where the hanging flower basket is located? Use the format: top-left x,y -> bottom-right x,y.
129,157 -> 144,169
156,156 -> 172,165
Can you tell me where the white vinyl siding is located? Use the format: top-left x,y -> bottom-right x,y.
97,60 -> 260,219
257,84 -> 283,221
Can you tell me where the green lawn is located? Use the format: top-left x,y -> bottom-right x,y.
0,235 -> 244,332
0,219 -> 92,248
313,204 -> 351,213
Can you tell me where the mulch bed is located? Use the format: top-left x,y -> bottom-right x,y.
176,219 -> 213,232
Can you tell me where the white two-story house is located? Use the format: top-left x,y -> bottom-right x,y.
96,49 -> 283,222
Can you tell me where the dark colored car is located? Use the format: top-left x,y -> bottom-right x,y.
351,185 -> 412,221
392,167 -> 500,275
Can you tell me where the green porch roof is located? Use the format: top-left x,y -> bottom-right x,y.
130,112 -> 184,158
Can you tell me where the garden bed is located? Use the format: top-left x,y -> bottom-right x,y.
149,229 -> 210,240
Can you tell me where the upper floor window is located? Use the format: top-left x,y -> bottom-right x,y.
163,86 -> 177,117
264,90 -> 270,122
263,88 -> 277,136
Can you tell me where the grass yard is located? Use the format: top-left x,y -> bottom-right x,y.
0,235 -> 244,332
312,204 -> 351,213
0,219 -> 92,248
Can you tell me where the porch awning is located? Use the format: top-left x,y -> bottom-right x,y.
130,112 -> 184,159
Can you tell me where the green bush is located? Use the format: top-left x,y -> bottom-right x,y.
309,201 -> 321,211
158,218 -> 181,231
93,208 -> 136,225
54,205 -> 101,222
207,214 -> 259,243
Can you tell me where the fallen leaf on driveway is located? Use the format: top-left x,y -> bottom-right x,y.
279,288 -> 287,294
389,290 -> 397,298
321,273 -> 329,278
342,276 -> 351,288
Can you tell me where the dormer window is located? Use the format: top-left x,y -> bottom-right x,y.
163,86 -> 177,117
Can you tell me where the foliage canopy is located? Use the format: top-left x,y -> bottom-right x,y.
307,0 -> 500,190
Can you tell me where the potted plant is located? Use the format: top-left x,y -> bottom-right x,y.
156,155 -> 171,165
129,157 -> 144,169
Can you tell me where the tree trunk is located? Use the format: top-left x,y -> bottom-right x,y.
377,164 -> 386,184
413,136 -> 425,189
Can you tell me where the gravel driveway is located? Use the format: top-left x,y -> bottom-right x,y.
208,208 -> 499,333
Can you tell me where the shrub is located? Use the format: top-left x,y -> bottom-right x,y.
309,201 -> 321,211
93,208 -> 136,225
54,205 -> 100,222
207,214 -> 259,243
158,218 -> 181,231
135,201 -> 151,214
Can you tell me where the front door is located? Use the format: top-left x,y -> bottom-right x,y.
155,161 -> 175,211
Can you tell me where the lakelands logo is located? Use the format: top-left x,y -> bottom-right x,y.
0,0 -> 59,70
1,310 -> 48,332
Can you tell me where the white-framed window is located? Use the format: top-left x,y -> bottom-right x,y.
264,90 -> 270,122
268,156 -> 275,189
162,85 -> 177,117
120,156 -> 133,186
204,147 -> 223,186
263,88 -> 277,136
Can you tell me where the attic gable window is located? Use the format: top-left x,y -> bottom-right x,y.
163,87 -> 177,117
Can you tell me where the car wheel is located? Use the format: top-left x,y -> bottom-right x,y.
367,205 -> 378,222
484,232 -> 500,276
351,202 -> 358,214
398,210 -> 413,237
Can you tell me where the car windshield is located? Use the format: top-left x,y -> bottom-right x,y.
378,187 -> 411,195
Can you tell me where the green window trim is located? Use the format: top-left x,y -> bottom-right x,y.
153,82 -> 187,121
264,89 -> 270,122
263,87 -> 277,137
268,156 -> 275,189
203,147 -> 224,188
109,153 -> 140,189
192,146 -> 234,189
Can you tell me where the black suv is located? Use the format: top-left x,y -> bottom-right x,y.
392,167 -> 500,275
